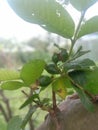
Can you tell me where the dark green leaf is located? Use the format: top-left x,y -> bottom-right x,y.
73,86 -> 94,112
84,67 -> 98,95
0,69 -> 20,81
65,58 -> 95,71
72,47 -> 90,60
7,0 -> 75,38
78,16 -> 98,38
20,59 -> 46,86
70,0 -> 98,11
77,59 -> 95,67
20,94 -> 39,109
7,116 -> 22,130
73,50 -> 90,60
1,81 -> 24,90
21,105 -> 38,129
68,70 -> 86,86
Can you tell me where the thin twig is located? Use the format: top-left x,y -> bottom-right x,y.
0,90 -> 12,120
69,11 -> 86,57
21,90 -> 29,97
0,104 -> 9,122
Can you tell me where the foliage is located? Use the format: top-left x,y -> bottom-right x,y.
7,116 -> 22,130
1,0 -> 98,129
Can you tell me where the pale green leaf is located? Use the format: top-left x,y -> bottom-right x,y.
7,116 -> 22,130
1,81 -> 24,90
0,69 -> 20,81
7,0 -> 75,38
70,0 -> 98,11
78,16 -> 98,38
20,59 -> 46,86
52,76 -> 68,99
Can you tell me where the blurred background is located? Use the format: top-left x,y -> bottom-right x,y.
0,0 -> 98,130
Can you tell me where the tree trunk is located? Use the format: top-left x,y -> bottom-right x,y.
36,98 -> 98,130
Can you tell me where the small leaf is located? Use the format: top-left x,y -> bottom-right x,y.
7,0 -> 75,38
70,0 -> 98,11
73,50 -> 90,59
52,76 -> 67,99
20,94 -> 39,109
21,105 -> 38,129
72,46 -> 90,60
1,81 -> 24,90
0,69 -> 20,81
73,86 -> 94,112
84,67 -> 98,95
7,116 -> 22,130
20,59 -> 46,86
78,16 -> 98,38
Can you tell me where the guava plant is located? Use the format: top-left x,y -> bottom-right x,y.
1,0 -> 98,129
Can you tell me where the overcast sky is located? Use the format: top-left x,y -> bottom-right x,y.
0,0 -> 98,42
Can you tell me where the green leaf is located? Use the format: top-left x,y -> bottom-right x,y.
80,58 -> 95,67
7,116 -> 22,130
7,0 -> 75,38
0,69 -> 20,81
21,105 -> 38,129
20,94 -> 39,109
84,67 -> 98,95
68,70 -> 87,87
65,58 -> 95,71
1,81 -> 24,90
68,67 -> 98,95
73,50 -> 90,59
52,76 -> 68,99
72,46 -> 90,60
20,59 -> 46,86
73,86 -> 94,112
78,16 -> 98,38
70,0 -> 98,11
